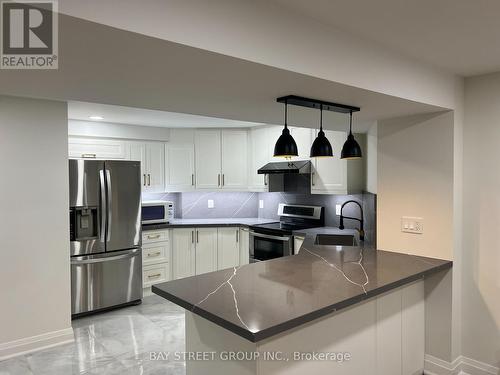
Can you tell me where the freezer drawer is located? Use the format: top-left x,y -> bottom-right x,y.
71,249 -> 142,315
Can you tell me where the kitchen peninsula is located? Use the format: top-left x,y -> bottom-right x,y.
153,231 -> 452,375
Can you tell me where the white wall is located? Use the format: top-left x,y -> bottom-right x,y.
68,119 -> 170,141
377,111 -> 454,260
366,123 -> 378,194
462,73 -> 500,368
0,96 -> 72,358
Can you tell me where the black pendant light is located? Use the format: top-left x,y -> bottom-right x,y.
341,111 -> 363,159
310,105 -> 333,157
273,100 -> 298,158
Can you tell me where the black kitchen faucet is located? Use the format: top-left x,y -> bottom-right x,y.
339,200 -> 365,242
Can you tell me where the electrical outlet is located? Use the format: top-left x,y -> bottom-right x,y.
259,200 -> 264,209
401,216 -> 423,234
336,204 -> 341,216
208,199 -> 215,209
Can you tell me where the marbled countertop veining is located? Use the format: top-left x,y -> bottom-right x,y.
153,227 -> 452,342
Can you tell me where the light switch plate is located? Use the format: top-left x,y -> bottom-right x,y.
208,199 -> 215,209
259,200 -> 264,209
401,216 -> 423,234
336,204 -> 341,216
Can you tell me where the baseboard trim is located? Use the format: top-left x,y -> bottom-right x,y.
0,327 -> 74,361
425,354 -> 499,375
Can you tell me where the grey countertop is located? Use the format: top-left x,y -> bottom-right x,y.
153,228 -> 452,342
142,218 -> 277,230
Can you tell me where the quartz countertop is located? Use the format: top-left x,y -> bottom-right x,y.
143,218 -> 277,230
153,227 -> 452,342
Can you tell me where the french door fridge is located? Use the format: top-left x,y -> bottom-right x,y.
69,159 -> 142,316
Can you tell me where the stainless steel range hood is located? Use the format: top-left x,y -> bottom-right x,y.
257,161 -> 311,192
257,160 -> 311,175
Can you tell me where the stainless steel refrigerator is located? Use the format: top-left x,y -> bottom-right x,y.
69,159 -> 142,316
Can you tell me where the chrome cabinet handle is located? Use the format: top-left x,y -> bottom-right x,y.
81,153 -> 96,158
236,229 -> 239,243
191,230 -> 194,243
147,251 -> 161,257
222,174 -> 225,186
147,234 -> 161,239
196,230 -> 199,243
264,174 -> 268,186
218,174 -> 221,187
311,172 -> 315,186
147,174 -> 151,186
191,174 -> 194,186
148,273 -> 162,279
143,174 -> 146,186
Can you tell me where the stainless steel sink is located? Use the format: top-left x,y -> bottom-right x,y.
314,234 -> 358,246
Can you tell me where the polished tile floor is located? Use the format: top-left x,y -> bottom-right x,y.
0,295 -> 186,375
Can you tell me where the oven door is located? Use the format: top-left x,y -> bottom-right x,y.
249,231 -> 292,262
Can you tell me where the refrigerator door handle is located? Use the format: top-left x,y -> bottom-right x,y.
71,248 -> 140,264
106,169 -> 112,242
99,170 -> 106,243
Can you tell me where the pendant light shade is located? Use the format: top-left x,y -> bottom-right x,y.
341,111 -> 363,159
274,101 -> 298,158
310,106 -> 333,157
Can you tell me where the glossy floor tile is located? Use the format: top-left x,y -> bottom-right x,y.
0,295 -> 186,375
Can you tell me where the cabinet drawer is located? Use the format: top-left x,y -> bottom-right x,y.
142,229 -> 169,244
143,263 -> 170,287
142,242 -> 169,265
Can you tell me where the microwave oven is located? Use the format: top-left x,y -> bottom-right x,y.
141,200 -> 174,224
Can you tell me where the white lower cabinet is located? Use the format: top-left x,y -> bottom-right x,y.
195,228 -> 218,275
172,228 -> 196,280
293,235 -> 305,254
142,229 -> 171,295
239,227 -> 250,265
170,226 -> 246,279
217,227 -> 241,270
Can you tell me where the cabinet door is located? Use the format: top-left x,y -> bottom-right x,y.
217,227 -> 240,270
195,228 -> 218,275
290,127 -> 314,160
239,227 -> 250,265
172,228 -> 195,279
68,137 -> 128,159
195,130 -> 221,189
249,127 -> 269,190
166,143 -> 195,191
311,130 -> 347,194
221,130 -> 248,190
145,142 -> 165,192
129,142 -> 148,189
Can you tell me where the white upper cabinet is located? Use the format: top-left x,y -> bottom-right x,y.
166,143 -> 195,191
311,130 -> 365,195
249,127 -> 270,191
195,130 -> 222,189
289,126 -> 314,160
195,228 -> 218,275
130,141 -> 165,193
221,130 -> 248,190
217,227 -> 240,270
68,137 -> 128,159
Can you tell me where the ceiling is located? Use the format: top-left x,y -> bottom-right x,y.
272,0 -> 500,77
0,14 -> 446,134
68,101 -> 265,128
